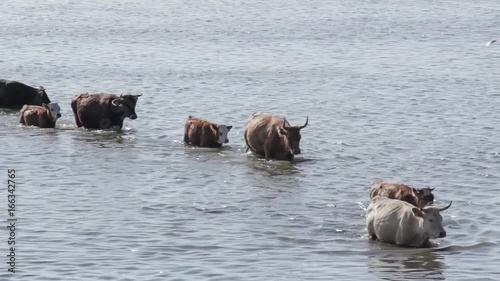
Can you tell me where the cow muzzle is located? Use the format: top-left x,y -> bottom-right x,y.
293,148 -> 301,154
57,113 -> 61,118
130,114 -> 137,120
438,231 -> 446,238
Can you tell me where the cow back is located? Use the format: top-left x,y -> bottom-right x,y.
20,105 -> 55,128
244,112 -> 284,154
366,196 -> 424,246
370,181 -> 420,207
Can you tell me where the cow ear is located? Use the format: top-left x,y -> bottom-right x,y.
42,103 -> 49,110
279,127 -> 287,135
412,207 -> 424,218
227,125 -> 233,131
211,123 -> 218,132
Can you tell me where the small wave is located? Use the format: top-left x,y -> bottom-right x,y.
292,157 -> 316,163
195,206 -> 231,214
434,242 -> 497,252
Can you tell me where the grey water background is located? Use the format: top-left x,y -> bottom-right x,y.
1,0 -> 499,280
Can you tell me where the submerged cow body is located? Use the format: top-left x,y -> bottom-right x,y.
184,116 -> 232,148
19,103 -> 61,128
370,180 -> 435,208
244,112 -> 308,161
71,93 -> 141,130
366,196 -> 452,247
0,79 -> 51,109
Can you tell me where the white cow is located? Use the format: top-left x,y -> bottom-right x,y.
366,196 -> 452,247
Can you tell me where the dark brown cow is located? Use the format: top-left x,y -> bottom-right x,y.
184,116 -> 233,148
19,103 -> 61,128
369,180 -> 435,208
71,93 -> 141,130
0,79 -> 51,109
244,112 -> 308,161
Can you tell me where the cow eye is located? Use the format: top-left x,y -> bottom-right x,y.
429,219 -> 433,222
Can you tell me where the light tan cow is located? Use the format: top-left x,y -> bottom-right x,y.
366,196 -> 452,247
243,112 -> 308,161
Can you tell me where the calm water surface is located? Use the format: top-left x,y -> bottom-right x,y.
1,0 -> 499,280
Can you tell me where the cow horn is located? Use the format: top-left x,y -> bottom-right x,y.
120,94 -> 124,97
438,201 -> 452,212
426,186 -> 435,191
299,116 -> 308,129
135,94 -> 142,97
283,118 -> 290,129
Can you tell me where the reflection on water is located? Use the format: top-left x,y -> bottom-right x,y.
245,156 -> 300,177
0,108 -> 19,115
69,128 -> 137,148
368,241 -> 446,280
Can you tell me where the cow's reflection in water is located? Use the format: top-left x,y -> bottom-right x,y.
367,245 -> 446,280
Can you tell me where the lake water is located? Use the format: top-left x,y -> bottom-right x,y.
1,0 -> 499,280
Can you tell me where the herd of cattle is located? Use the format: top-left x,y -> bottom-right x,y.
0,78 -> 453,248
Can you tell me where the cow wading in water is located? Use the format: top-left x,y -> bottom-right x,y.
244,112 -> 308,161
366,196 -> 452,248
0,79 -> 51,109
19,103 -> 61,128
370,180 -> 435,208
184,116 -> 233,148
71,93 -> 141,130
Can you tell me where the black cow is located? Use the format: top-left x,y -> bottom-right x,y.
0,79 -> 51,109
71,92 -> 142,130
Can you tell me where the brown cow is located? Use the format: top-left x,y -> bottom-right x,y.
19,103 -> 61,128
244,112 -> 308,161
369,180 -> 435,208
184,116 -> 233,148
71,93 -> 141,130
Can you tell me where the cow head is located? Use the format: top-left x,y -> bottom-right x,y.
111,94 -> 142,120
31,86 -> 51,105
276,127 -> 294,161
281,116 -> 308,154
213,124 -> 232,144
38,86 -> 51,104
416,186 -> 435,207
42,103 -> 61,121
412,201 -> 452,239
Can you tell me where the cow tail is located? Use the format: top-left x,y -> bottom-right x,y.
243,130 -> 250,152
19,105 -> 27,124
70,97 -> 78,115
